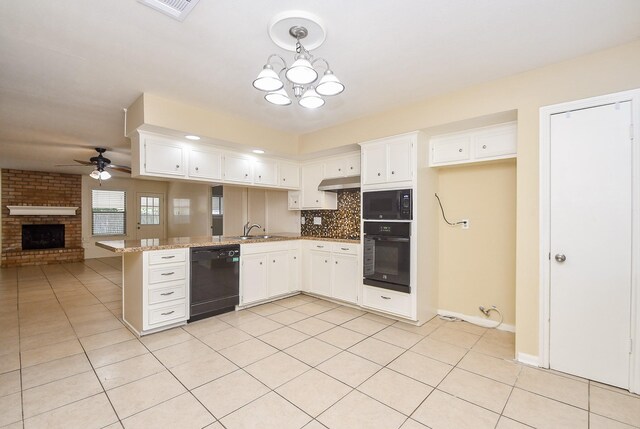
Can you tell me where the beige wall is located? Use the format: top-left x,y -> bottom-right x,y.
136,94 -> 299,155
300,40 -> 640,356
437,160 -> 516,326
82,176 -> 168,259
166,181 -> 212,238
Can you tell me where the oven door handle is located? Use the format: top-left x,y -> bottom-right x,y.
368,236 -> 410,243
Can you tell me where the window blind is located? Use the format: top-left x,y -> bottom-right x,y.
92,190 -> 126,236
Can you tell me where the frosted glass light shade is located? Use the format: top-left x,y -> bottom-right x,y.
253,65 -> 284,91
90,170 -> 100,179
265,88 -> 292,106
316,70 -> 344,96
285,58 -> 318,85
299,88 -> 324,109
99,170 -> 111,180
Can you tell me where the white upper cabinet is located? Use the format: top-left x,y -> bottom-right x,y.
288,191 -> 301,210
143,136 -> 186,177
361,135 -> 415,186
188,148 -> 222,180
301,163 -> 337,210
324,153 -> 362,179
224,155 -> 253,183
429,122 -> 517,167
253,160 -> 278,186
279,162 -> 300,189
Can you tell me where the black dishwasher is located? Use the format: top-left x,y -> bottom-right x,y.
189,245 -> 240,321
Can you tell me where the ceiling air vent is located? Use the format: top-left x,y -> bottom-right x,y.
138,0 -> 201,21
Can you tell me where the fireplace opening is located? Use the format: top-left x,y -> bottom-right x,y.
22,224 -> 65,250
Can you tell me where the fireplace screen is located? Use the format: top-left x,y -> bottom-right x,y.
22,224 -> 65,250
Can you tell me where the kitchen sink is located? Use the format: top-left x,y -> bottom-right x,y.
232,235 -> 276,240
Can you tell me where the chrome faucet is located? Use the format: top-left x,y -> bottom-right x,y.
243,222 -> 262,237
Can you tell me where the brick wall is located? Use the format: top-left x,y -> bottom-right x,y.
1,169 -> 84,267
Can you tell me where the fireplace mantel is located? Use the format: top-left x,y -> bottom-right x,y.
7,206 -> 78,216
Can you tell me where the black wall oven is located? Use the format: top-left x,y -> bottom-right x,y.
362,189 -> 412,220
363,221 -> 411,293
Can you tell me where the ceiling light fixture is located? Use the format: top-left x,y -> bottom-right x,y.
252,149 -> 265,154
253,13 -> 344,109
90,168 -> 111,182
185,135 -> 201,140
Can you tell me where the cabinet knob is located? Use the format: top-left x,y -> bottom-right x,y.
350,166 -> 353,170
482,144 -> 487,149
324,260 -> 328,263
273,260 -> 276,263
338,168 -> 341,171
391,171 -> 395,175
377,172 -> 381,176
176,165 -> 180,168
316,199 -> 319,203
293,256 -> 297,260
195,167 -> 199,171
259,262 -> 263,265
335,261 -> 338,264
458,148 -> 462,153
283,178 -> 286,181
245,173 -> 248,177
259,175 -> 262,179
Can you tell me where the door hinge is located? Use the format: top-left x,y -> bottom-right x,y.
548,252 -> 551,260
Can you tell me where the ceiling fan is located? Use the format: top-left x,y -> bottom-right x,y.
56,147 -> 131,181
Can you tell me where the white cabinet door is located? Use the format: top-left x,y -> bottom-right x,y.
331,254 -> 358,304
473,126 -> 517,159
279,163 -> 300,189
431,136 -> 471,165
344,154 -> 361,177
288,249 -> 300,292
324,158 -> 346,179
362,143 -> 387,185
387,138 -> 413,182
288,191 -> 301,210
224,155 -> 252,183
302,163 -> 325,208
309,250 -> 332,297
267,251 -> 289,297
144,138 -> 186,177
188,148 -> 222,180
254,160 -> 278,186
241,254 -> 267,305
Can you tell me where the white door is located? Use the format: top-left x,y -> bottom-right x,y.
549,101 -> 633,388
136,193 -> 165,240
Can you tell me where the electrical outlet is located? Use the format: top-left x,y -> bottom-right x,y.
300,217 -> 305,225
313,216 -> 322,225
461,219 -> 470,229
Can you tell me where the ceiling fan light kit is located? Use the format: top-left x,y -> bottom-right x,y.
56,147 -> 131,184
253,12 -> 344,109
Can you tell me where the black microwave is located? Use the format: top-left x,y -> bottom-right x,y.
362,189 -> 412,220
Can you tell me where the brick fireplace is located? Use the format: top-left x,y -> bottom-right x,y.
1,169 -> 84,267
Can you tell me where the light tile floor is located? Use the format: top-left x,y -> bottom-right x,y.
1,258 -> 639,428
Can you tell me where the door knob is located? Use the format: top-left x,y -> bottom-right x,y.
555,254 -> 566,262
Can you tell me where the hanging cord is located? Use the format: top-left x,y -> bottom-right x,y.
438,306 -> 504,329
434,193 -> 467,226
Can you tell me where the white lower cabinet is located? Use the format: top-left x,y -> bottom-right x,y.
362,285 -> 412,318
122,248 -> 189,336
305,241 -> 360,305
240,241 -> 297,306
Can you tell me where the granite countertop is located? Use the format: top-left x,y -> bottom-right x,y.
96,233 -> 360,253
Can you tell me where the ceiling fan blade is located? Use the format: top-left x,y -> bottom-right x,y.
108,166 -> 131,174
73,159 -> 94,166
55,164 -> 91,167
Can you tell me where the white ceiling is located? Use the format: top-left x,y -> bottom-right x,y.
1,0 -> 639,175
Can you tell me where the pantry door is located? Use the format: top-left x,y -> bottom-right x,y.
548,101 -> 632,388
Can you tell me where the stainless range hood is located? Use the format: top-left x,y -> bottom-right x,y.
317,176 -> 361,192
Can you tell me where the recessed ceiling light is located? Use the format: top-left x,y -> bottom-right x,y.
252,149 -> 265,154
185,135 -> 200,140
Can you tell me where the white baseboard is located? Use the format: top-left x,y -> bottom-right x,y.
436,309 -> 515,333
517,352 -> 541,367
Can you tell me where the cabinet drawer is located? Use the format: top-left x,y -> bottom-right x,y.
148,282 -> 186,305
362,286 -> 412,317
308,241 -> 331,252
332,243 -> 359,255
148,264 -> 186,284
148,249 -> 186,265
148,300 -> 187,326
431,136 -> 471,165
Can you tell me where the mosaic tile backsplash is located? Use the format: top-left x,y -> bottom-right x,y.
301,190 -> 360,240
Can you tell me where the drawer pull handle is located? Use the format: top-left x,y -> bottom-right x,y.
161,272 -> 175,276
161,310 -> 175,316
317,245 -> 324,248
381,296 -> 391,300
161,255 -> 175,259
160,291 -> 174,296
341,247 -> 349,251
